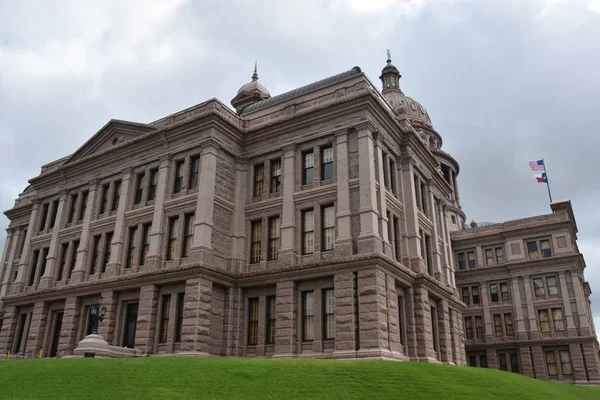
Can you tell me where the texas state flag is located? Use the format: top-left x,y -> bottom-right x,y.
535,172 -> 548,183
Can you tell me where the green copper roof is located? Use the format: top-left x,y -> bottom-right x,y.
240,66 -> 362,115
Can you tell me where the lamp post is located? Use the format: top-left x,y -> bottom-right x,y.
89,295 -> 107,335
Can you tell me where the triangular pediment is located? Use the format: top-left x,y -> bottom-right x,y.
66,119 -> 157,164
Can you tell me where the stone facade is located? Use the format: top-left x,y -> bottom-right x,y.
0,54 -> 596,384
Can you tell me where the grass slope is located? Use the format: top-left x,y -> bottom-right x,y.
1,357 -> 599,400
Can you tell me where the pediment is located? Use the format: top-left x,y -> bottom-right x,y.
66,119 -> 157,164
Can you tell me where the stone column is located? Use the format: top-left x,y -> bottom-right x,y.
412,285 -> 433,361
278,146 -> 296,266
530,345 -> 546,379
357,269 -> 389,358
480,282 -> 493,341
0,229 -> 20,298
134,284 -> 159,354
356,126 -> 382,254
522,276 -> 539,339
146,155 -> 171,269
558,272 -> 576,334
13,202 -> 40,293
73,190 -> 85,223
511,277 -> 527,339
519,346 -> 535,378
581,342 -> 600,383
106,170 -> 133,275
334,131 -> 353,258
57,296 -> 81,356
375,144 -> 391,255
450,308 -> 463,365
486,348 -> 498,370
437,299 -> 453,363
0,306 -> 18,354
190,145 -> 218,265
230,160 -> 248,272
333,272 -> 357,358
404,286 -> 417,359
385,275 -> 402,356
98,291 -> 117,344
70,182 -> 98,283
223,287 -> 243,357
180,277 -> 212,355
39,192 -> 68,289
429,194 -> 443,282
399,160 -> 420,273
24,301 -> 48,355
274,280 -> 297,357
0,229 -> 13,286
571,274 -> 591,336
569,343 -> 589,384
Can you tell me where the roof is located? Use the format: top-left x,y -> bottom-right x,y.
240,66 -> 362,115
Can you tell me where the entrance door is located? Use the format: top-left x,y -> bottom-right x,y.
49,312 -> 64,357
123,303 -> 139,348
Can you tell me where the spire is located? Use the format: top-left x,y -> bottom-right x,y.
252,61 -> 258,81
387,49 -> 392,64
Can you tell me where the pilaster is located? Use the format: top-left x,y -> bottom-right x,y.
511,277 -> 527,339
230,160 -> 248,273
180,277 -> 212,355
334,131 -> 353,258
1,229 -> 20,297
356,127 -> 382,254
145,155 -> 171,269
558,272 -> 576,334
134,284 -> 159,354
332,272 -> 357,358
38,192 -> 68,289
437,299 -> 453,363
279,146 -> 296,266
571,274 -> 591,336
106,170 -> 133,276
56,296 -> 80,356
0,306 -> 18,353
13,201 -> 40,293
375,143 -> 391,255
70,182 -> 98,283
24,301 -> 47,355
98,290 -> 117,344
412,285 -> 434,361
523,276 -> 540,339
274,280 -> 297,357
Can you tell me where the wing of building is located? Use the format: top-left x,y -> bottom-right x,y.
0,54 -> 597,384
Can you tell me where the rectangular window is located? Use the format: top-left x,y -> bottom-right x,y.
68,240 -> 79,280
134,172 -> 145,205
431,305 -> 438,353
174,160 -> 184,193
140,224 -> 151,265
475,316 -> 484,338
465,317 -> 474,339
323,288 -> 335,340
111,181 -> 121,212
381,153 -> 389,188
493,314 -> 503,337
189,156 -> 200,190
248,297 -> 259,346
393,216 -> 401,262
167,217 -> 179,261
68,194 -> 78,223
461,288 -> 470,305
270,159 -> 282,193
302,209 -> 314,255
559,350 -> 573,375
250,220 -> 262,264
424,233 -> 432,275
397,295 -> 405,345
485,248 -> 494,265
102,233 -> 113,273
527,241 -> 538,258
500,282 -> 510,301
100,184 -> 110,214
39,247 -> 49,280
389,159 -> 396,194
182,214 -> 194,258
39,202 -> 49,231
540,239 -> 551,258
89,235 -> 101,275
414,176 -> 422,212
467,251 -> 476,268
321,146 -> 333,180
57,243 -> 68,281
148,169 -> 158,201
159,295 -> 170,343
18,229 -> 27,259
49,201 -> 59,229
533,278 -> 545,297
489,284 -> 499,302
504,313 -> 514,336
322,205 -> 335,252
266,295 -> 276,345
175,292 -> 184,343
126,227 -> 138,269
268,216 -> 280,261
303,151 -> 314,185
547,276 -> 558,296
472,286 -> 480,304
552,308 -> 565,332
457,253 -> 466,270
539,310 -> 551,333
420,182 -> 428,214
79,191 -> 88,221
302,291 -> 314,341
545,351 -> 558,376
253,164 -> 264,197
495,247 -> 504,264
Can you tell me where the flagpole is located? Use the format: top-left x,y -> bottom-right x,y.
543,158 -> 553,204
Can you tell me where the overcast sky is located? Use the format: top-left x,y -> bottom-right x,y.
1,0 -> 599,327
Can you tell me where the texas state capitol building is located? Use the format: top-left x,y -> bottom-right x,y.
0,55 -> 598,383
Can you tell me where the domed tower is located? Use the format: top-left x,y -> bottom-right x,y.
231,63 -> 271,114
380,51 -> 466,231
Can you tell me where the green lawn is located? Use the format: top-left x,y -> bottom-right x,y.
0,357 -> 599,399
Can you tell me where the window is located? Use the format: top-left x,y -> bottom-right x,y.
504,313 -> 514,336
321,146 -> 333,180
485,249 -> 494,265
302,291 -> 314,341
500,282 -> 510,301
302,209 -> 314,255
389,159 -> 396,194
140,224 -> 151,265
48,201 -> 58,229
397,295 -> 405,345
322,205 -> 335,251
268,216 -> 280,261
559,350 -> 573,375
39,247 -> 49,279
68,240 -> 79,280
100,184 -> 109,214
175,292 -> 184,343
393,216 -> 401,262
528,239 -> 552,259
148,169 -> 158,201
167,217 -> 179,261
457,253 -> 466,270
547,276 -> 559,296
303,151 -> 314,185
431,305 -> 439,353
90,235 -> 101,275
493,314 -> 503,337
381,153 -> 389,188
545,351 -> 558,376
485,247 -> 505,265
465,317 -> 474,339
495,247 -> 504,263
18,229 -> 27,259
270,159 -> 282,193
39,202 -> 49,231
182,214 -> 194,258
189,156 -> 200,190
527,241 -> 538,258
489,284 -> 499,303
250,220 -> 262,264
266,295 -> 276,345
539,310 -> 551,333
248,298 -> 259,345
414,176 -> 422,211
552,308 -> 565,332
420,181 -> 428,214
253,164 -> 264,197
533,278 -> 545,297
159,295 -> 170,343
126,227 -> 138,269
111,181 -> 121,211
423,232 -> 432,275
475,316 -> 484,338
68,194 -> 78,223
102,233 -> 112,273
472,286 -> 480,305
57,243 -> 68,281
461,288 -> 470,305
173,160 -> 184,193
134,172 -> 145,204
467,251 -> 476,268
323,288 -> 335,340
540,240 -> 551,258
79,191 -> 88,221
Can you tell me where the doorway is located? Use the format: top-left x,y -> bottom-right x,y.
122,303 -> 139,348
49,312 -> 64,357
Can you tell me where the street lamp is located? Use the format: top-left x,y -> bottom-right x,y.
89,295 -> 107,335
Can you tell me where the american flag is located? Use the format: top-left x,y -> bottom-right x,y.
528,160 -> 545,171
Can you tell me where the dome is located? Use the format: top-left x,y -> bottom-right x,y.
382,91 -> 431,124
231,62 -> 271,114
237,77 -> 270,97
